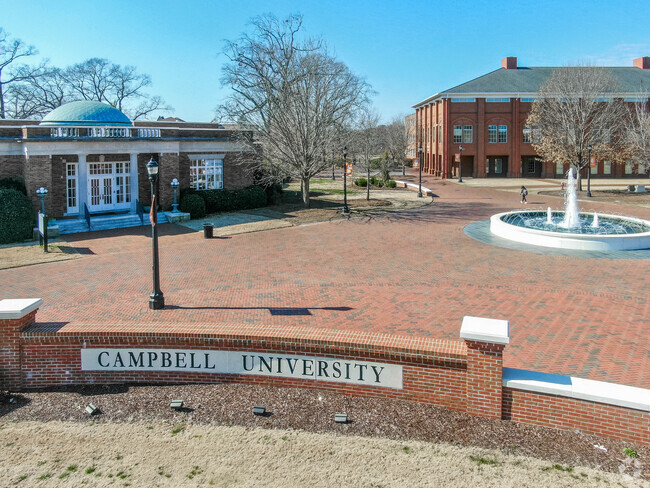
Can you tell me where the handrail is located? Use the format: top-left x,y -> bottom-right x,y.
83,203 -> 92,231
136,199 -> 144,225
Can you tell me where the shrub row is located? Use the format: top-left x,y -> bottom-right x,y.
354,177 -> 397,188
180,186 -> 268,219
0,177 -> 27,195
0,188 -> 35,244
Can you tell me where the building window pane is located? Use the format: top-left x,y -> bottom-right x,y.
462,125 -> 473,143
486,98 -> 510,102
498,125 -> 507,143
495,159 -> 503,174
625,161 -> 633,174
488,125 -> 497,143
453,126 -> 462,143
528,159 -> 536,173
556,162 -> 564,174
591,161 -> 598,174
190,159 -> 224,190
66,163 -> 78,213
523,126 -> 531,143
451,98 -> 475,103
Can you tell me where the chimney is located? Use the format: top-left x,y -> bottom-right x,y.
501,57 -> 518,70
633,57 -> 650,69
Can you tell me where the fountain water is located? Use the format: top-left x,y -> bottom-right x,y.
489,168 -> 650,251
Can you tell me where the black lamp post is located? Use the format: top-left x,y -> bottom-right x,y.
332,146 -> 336,180
458,145 -> 463,183
36,187 -> 48,214
417,144 -> 423,197
587,144 -> 593,197
342,146 -> 349,213
146,158 -> 164,310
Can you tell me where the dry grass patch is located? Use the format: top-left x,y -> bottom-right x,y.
0,421 -> 644,488
0,242 -> 80,270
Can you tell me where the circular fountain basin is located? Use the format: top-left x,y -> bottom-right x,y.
490,211 -> 650,251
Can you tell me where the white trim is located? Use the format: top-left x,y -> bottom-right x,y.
460,316 -> 510,344
0,298 -> 43,319
503,368 -> 650,412
188,153 -> 226,160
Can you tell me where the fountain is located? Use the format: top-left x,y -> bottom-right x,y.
490,168 -> 650,251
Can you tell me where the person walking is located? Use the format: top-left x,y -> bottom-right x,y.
520,185 -> 528,204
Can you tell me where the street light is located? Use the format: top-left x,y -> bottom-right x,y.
171,178 -> 180,212
146,158 -> 164,310
417,144 -> 423,197
332,146 -> 336,180
458,145 -> 463,183
35,187 -> 48,214
342,146 -> 350,214
587,144 -> 593,197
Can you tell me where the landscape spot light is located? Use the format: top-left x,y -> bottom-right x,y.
170,399 -> 184,410
85,403 -> 99,415
253,405 -> 266,416
334,413 -> 348,424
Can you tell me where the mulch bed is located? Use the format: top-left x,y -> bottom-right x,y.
0,384 -> 646,479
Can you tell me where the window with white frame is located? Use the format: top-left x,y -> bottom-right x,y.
488,125 -> 497,143
486,98 -> 510,102
603,161 -> 611,175
591,160 -> 598,174
523,126 -> 532,143
462,125 -> 473,143
115,162 -> 131,204
522,125 -> 541,143
66,163 -> 78,213
556,162 -> 564,174
625,160 -> 633,174
498,125 -> 507,143
453,126 -> 462,143
190,159 -> 223,190
451,98 -> 476,103
521,98 -> 536,102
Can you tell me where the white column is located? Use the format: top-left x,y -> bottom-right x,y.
77,153 -> 88,214
130,153 -> 139,212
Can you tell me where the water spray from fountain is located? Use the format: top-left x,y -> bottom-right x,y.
561,168 -> 580,229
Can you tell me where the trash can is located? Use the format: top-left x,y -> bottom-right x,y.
203,223 -> 214,239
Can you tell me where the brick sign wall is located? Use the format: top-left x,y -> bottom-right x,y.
0,300 -> 648,445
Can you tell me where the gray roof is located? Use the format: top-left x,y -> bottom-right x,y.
413,67 -> 650,107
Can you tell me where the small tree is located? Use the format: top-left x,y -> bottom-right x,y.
218,15 -> 371,207
626,98 -> 650,175
382,115 -> 410,179
527,66 -> 627,190
353,108 -> 381,200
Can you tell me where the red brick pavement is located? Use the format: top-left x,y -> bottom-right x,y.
1,177 -> 648,388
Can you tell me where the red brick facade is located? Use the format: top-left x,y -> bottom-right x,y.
1,303 -> 647,445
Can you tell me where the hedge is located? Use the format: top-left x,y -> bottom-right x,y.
0,177 -> 27,195
179,193 -> 206,219
183,186 -> 268,214
0,188 -> 35,244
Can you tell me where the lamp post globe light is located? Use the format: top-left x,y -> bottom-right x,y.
171,178 -> 180,212
458,145 -> 463,183
146,158 -> 164,310
342,146 -> 350,214
35,187 -> 48,214
417,144 -> 423,197
587,144 -> 593,197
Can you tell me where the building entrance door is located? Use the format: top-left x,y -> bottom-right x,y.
486,156 -> 508,177
87,162 -> 131,213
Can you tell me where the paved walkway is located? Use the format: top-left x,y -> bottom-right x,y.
1,176 -> 648,389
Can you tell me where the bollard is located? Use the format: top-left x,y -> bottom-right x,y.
203,223 -> 214,239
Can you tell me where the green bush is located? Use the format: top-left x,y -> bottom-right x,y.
180,193 -> 206,219
0,177 -> 27,195
199,186 -> 267,213
387,179 -> 397,188
354,178 -> 367,187
369,176 -> 379,186
0,188 -> 35,244
264,183 -> 284,205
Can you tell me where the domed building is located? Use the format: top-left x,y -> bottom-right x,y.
0,101 -> 251,233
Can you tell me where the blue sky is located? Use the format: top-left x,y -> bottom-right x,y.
2,0 -> 649,122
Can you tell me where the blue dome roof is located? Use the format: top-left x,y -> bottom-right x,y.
40,101 -> 132,126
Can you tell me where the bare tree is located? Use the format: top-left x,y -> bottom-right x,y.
4,66 -> 67,119
217,14 -> 371,207
382,115 -> 410,179
351,109 -> 381,200
527,66 -> 628,190
62,58 -> 171,120
0,28 -> 43,118
626,98 -> 650,175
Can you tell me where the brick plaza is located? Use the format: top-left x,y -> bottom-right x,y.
2,176 -> 648,390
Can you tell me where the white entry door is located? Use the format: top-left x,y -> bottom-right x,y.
87,162 -> 130,213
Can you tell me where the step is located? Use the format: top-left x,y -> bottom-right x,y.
53,212 -> 169,234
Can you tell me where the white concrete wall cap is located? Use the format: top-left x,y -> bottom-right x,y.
503,368 -> 650,412
460,316 -> 510,344
0,298 -> 43,319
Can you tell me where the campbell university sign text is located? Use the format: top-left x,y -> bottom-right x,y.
81,349 -> 403,389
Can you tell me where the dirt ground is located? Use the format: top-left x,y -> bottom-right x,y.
0,241 -> 80,270
0,385 -> 646,487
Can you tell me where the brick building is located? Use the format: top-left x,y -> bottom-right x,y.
0,101 -> 252,233
412,57 -> 650,179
